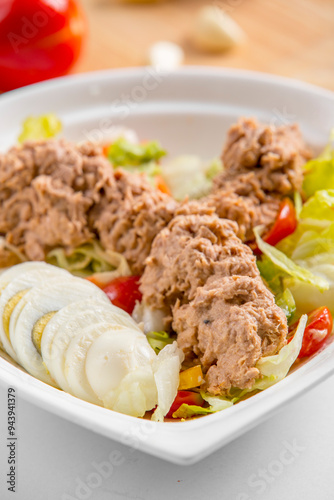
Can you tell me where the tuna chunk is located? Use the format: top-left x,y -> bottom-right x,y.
173,275 -> 287,393
140,213 -> 288,393
140,214 -> 257,313
0,140 -> 113,262
91,169 -> 177,274
208,117 -> 311,240
217,117 -> 310,194
207,175 -> 280,241
0,140 -> 177,273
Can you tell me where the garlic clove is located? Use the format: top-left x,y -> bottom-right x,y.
192,6 -> 246,53
147,41 -> 184,71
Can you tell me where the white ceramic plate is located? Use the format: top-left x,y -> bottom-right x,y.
1,67 -> 334,466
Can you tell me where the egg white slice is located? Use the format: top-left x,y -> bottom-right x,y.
41,298 -> 110,373
64,322 -> 133,404
10,276 -> 108,385
0,262 -> 58,292
42,299 -> 137,392
0,264 -> 70,361
85,330 -> 158,417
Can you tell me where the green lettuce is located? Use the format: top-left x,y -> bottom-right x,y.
254,315 -> 307,389
161,155 -> 223,201
257,255 -> 288,295
18,114 -> 62,143
254,227 -> 328,292
230,315 -> 307,402
275,288 -> 296,322
172,392 -> 232,419
294,191 -> 303,220
107,138 -> 166,167
273,190 -> 334,315
257,258 -> 296,321
46,240 -> 131,287
300,189 -> 334,224
173,316 -> 307,416
303,131 -> 334,197
146,331 -> 174,354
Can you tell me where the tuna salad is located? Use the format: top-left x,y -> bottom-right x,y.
0,113 -> 333,421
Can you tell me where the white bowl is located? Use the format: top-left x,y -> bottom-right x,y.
0,67 -> 334,465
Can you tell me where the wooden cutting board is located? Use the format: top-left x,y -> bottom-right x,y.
75,0 -> 334,91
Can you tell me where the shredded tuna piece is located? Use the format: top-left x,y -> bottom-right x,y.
0,140 -> 112,263
91,169 -> 177,274
0,141 -> 177,273
140,214 -> 257,311
208,117 -> 311,240
173,275 -> 287,393
141,214 -> 288,393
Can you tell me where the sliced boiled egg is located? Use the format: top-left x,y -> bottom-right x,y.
0,263 -> 70,362
64,322 -> 130,404
85,330 -> 158,417
42,299 -> 138,394
10,275 -> 109,385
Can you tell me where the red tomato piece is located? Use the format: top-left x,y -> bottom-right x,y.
0,0 -> 86,92
251,198 -> 298,255
166,391 -> 204,418
102,276 -> 142,315
289,307 -> 333,358
264,198 -> 298,247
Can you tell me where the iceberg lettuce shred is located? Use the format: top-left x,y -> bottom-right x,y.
172,392 -> 233,419
161,155 -> 223,201
107,138 -> 166,167
269,189 -> 334,316
146,331 -> 174,354
18,114 -> 62,143
230,315 -> 307,402
254,227 -> 328,292
275,288 -> 296,322
303,130 -> 334,197
46,241 -> 131,286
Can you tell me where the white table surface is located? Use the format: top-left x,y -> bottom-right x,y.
1,373 -> 333,500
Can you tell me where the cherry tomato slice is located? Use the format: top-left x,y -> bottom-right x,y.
289,306 -> 333,358
102,276 -> 142,315
166,391 -> 204,418
264,198 -> 297,247
251,198 -> 297,254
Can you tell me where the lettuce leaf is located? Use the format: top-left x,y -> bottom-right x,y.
254,314 -> 307,389
303,131 -> 334,197
294,191 -> 303,220
275,288 -> 296,322
172,392 -> 232,418
230,315 -> 307,402
46,240 -> 131,286
254,227 -> 328,292
161,155 -> 223,201
146,331 -> 174,354
257,255 -> 288,295
18,114 -> 62,143
107,138 -> 166,167
257,258 -> 296,321
285,265 -> 334,316
173,316 -> 307,415
300,190 -> 334,225
272,190 -> 334,316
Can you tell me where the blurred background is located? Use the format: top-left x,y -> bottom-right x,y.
76,0 -> 334,90
0,0 -> 334,92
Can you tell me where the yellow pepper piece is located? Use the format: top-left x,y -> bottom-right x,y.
178,365 -> 204,390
